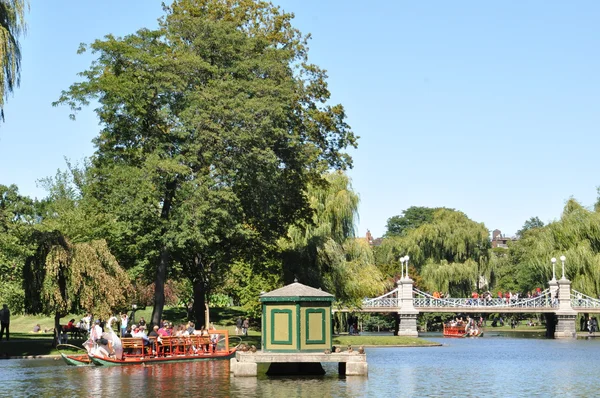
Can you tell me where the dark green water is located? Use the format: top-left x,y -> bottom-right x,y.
3,335 -> 600,397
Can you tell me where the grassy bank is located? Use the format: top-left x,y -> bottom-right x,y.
334,334 -> 439,347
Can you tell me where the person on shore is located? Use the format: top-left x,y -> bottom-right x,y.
236,317 -> 242,335
242,318 -> 249,336
0,304 -> 10,341
120,313 -> 128,337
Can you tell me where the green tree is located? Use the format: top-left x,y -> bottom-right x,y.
23,232 -> 131,345
279,172 -> 384,306
0,0 -> 28,119
385,206 -> 447,237
377,209 -> 490,296
510,199 -> 600,297
0,183 -> 42,311
54,0 -> 356,326
516,216 -> 544,238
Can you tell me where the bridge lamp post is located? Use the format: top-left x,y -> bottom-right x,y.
560,255 -> 566,280
399,256 -> 405,279
404,255 -> 410,280
551,257 -> 557,281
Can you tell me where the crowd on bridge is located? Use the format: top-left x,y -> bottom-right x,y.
426,287 -> 556,307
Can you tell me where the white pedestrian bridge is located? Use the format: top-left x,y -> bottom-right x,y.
353,287 -> 600,314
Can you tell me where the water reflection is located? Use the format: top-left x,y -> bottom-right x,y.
4,335 -> 600,397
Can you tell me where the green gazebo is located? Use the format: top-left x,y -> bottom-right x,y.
260,281 -> 334,353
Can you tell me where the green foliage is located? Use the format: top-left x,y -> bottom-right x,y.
516,216 -> 545,238
225,259 -> 282,319
54,0 -> 356,325
0,280 -> 24,313
385,206 -> 447,237
377,209 -> 490,296
279,172 -> 385,306
0,183 -> 45,313
0,0 -> 28,119
508,199 -> 600,297
24,232 -> 132,319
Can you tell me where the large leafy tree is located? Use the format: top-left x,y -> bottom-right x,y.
385,206 -> 446,237
279,172 -> 384,306
510,199 -> 600,297
378,208 -> 490,296
54,0 -> 356,326
0,183 -> 41,311
0,0 -> 28,119
24,232 -> 131,345
516,216 -> 545,238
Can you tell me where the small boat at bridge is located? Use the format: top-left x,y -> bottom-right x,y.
443,323 -> 483,338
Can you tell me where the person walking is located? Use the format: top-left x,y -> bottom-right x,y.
242,318 -> 249,336
0,304 -> 10,341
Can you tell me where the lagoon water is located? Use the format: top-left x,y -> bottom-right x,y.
3,333 -> 600,397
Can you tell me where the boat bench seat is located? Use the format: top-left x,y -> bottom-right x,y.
121,337 -> 147,358
153,335 -> 213,356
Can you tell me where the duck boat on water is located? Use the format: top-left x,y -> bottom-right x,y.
89,329 -> 238,366
443,324 -> 484,338
60,316 -> 239,366
90,337 -> 236,366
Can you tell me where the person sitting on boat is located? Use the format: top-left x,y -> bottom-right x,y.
132,326 -> 151,355
149,325 -> 160,338
186,321 -> 196,335
210,324 -> 219,352
158,322 -> 171,337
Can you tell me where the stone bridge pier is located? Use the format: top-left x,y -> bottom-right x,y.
397,277 -> 418,337
552,277 -> 577,338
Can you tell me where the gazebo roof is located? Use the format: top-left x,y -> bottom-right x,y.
260,282 -> 334,302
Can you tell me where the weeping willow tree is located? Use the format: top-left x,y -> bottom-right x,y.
0,0 -> 28,119
512,198 -> 600,297
279,171 -> 385,306
376,209 -> 490,296
24,231 -> 131,344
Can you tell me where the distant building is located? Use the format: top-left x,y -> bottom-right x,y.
491,229 -> 516,249
366,230 -> 383,247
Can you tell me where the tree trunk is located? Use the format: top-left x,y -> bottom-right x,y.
151,245 -> 168,326
192,279 -> 207,328
53,313 -> 61,348
150,180 -> 177,326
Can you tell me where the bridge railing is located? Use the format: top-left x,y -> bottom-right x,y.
571,290 -> 600,308
362,288 -> 399,308
413,288 -> 556,309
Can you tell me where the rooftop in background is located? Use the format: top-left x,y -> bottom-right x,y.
492,229 -> 517,249
366,230 -> 383,247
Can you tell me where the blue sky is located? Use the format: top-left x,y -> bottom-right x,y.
1,1 -> 599,239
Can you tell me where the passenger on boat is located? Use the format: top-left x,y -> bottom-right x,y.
157,323 -> 170,337
148,325 -> 159,339
186,321 -> 196,335
210,324 -> 219,351
132,326 -> 149,343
